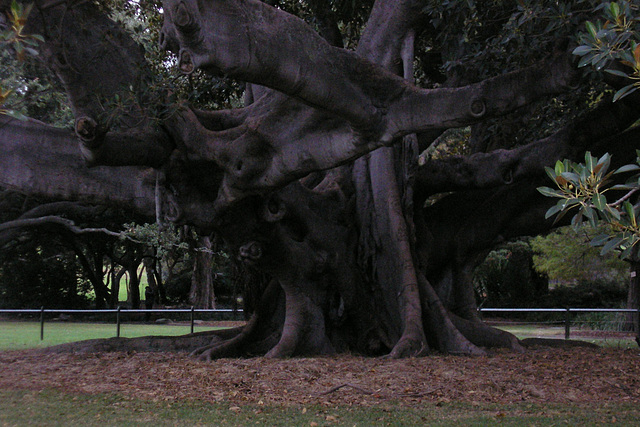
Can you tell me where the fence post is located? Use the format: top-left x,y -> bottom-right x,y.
565,307 -> 571,340
40,306 -> 44,341
190,306 -> 195,334
116,306 -> 121,338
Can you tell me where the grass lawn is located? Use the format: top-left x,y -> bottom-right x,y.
495,324 -> 638,348
1,321 -> 635,351
0,389 -> 636,426
0,321 -> 223,351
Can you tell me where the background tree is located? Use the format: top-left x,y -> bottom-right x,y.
531,226 -> 628,283
0,0 -> 639,359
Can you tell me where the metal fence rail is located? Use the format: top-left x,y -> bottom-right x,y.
0,307 -> 244,340
0,307 -> 637,341
478,307 -> 640,340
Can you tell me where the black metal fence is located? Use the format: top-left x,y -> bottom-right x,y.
0,307 -> 244,341
1,307 -> 637,342
478,307 -> 639,340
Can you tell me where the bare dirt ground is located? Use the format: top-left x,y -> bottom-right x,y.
0,346 -> 639,407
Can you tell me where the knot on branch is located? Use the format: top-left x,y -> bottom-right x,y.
502,168 -> 514,185
74,116 -> 100,144
469,98 -> 486,118
179,50 -> 196,74
163,191 -> 183,222
238,241 -> 263,262
53,51 -> 71,70
174,1 -> 199,33
263,195 -> 287,223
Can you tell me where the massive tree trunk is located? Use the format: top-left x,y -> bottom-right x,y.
1,0 -> 639,358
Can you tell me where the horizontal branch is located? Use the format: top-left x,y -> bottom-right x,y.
0,117 -> 157,217
417,99 -> 640,195
162,0 -> 577,143
0,215 -> 123,237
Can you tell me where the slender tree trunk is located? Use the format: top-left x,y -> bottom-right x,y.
626,260 -> 640,334
190,236 -> 216,309
128,265 -> 141,309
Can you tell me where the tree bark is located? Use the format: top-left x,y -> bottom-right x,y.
189,236 -> 216,309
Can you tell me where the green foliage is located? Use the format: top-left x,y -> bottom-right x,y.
572,1 -> 640,101
538,279 -> 628,308
418,1 -> 606,151
0,1 -> 43,120
123,222 -> 189,258
474,241 -> 548,308
0,241 -> 93,309
0,1 -> 72,124
0,1 -> 43,60
539,151 -> 640,259
574,309 -> 629,331
531,226 -> 628,282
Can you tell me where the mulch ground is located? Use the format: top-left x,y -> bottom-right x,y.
1,346 -> 639,407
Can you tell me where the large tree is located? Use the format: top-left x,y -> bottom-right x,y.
1,0 -> 639,359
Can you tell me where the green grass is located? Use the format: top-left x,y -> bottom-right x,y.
494,324 -> 638,348
1,321 -> 635,351
0,389 -> 637,426
0,321 -> 223,351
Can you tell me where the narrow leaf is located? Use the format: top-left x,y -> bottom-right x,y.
572,45 -> 593,56
537,186 -> 564,198
585,21 -> 598,39
545,204 -> 563,219
601,235 -> 625,255
613,84 -> 637,102
590,234 -> 611,246
605,69 -> 630,78
544,166 -> 557,182
614,164 -> 640,174
624,201 -> 637,227
592,193 -> 606,211
585,151 -> 594,172
606,205 -> 621,221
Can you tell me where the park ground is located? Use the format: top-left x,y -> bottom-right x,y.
1,339 -> 640,425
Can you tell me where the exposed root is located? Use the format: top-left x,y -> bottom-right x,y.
418,273 -> 486,356
191,314 -> 260,360
386,336 -> 428,358
38,329 -> 229,355
450,311 -> 525,353
191,280 -> 286,360
265,284 -> 334,358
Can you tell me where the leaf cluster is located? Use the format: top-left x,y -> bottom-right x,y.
538,151 -> 640,259
0,1 -> 44,121
572,1 -> 640,101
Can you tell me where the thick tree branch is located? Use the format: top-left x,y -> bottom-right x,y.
11,0 -> 175,166
161,0 -> 577,143
0,117 -> 157,217
417,99 -> 640,194
357,0 -> 425,68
